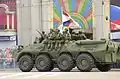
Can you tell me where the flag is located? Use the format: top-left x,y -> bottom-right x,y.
58,8 -> 71,32
62,10 -> 70,23
62,10 -> 81,29
111,22 -> 120,30
58,7 -> 81,33
63,19 -> 73,26
111,5 -> 120,31
63,11 -> 69,17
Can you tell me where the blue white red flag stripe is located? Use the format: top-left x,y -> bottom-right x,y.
111,5 -> 120,30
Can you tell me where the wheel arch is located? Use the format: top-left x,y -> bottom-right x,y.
37,52 -> 53,59
59,52 -> 73,57
17,52 -> 34,62
76,52 -> 96,62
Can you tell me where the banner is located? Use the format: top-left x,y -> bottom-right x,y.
110,0 -> 120,31
53,0 -> 93,32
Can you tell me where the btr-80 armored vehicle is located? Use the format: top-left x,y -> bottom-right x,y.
16,30 -> 117,72
16,40 -> 117,72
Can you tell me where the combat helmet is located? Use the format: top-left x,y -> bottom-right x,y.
64,28 -> 68,32
78,30 -> 82,34
50,28 -> 55,32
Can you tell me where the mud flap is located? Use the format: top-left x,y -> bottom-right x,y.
105,54 -> 112,63
111,53 -> 117,62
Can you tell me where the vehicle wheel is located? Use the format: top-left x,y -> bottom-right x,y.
18,55 -> 34,72
96,64 -> 111,72
57,54 -> 74,72
35,54 -> 53,72
76,53 -> 94,72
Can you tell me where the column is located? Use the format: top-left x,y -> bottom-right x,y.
7,14 -> 10,30
49,0 -> 53,29
12,14 -> 15,30
92,0 -> 96,40
103,0 -> 110,39
93,0 -> 104,40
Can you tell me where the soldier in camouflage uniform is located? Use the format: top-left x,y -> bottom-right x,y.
34,37 -> 39,44
63,28 -> 71,46
71,31 -> 78,40
47,29 -> 56,50
42,31 -> 47,39
54,29 -> 63,50
39,31 -> 47,43
41,31 -> 48,45
78,31 -> 87,40
63,28 -> 71,40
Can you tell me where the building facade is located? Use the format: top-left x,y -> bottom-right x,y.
16,0 -> 111,45
16,0 -> 53,45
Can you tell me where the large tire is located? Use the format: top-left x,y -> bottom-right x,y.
57,54 -> 74,72
18,55 -> 34,72
76,53 -> 94,72
35,54 -> 53,72
96,64 -> 111,72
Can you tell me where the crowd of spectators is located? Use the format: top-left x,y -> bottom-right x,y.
0,48 -> 17,69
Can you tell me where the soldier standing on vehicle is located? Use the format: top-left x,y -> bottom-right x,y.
63,28 -> 71,40
41,31 -> 47,39
47,29 -> 56,50
36,29 -> 47,43
40,31 -> 48,44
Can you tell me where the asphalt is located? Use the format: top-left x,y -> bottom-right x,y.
1,68 -> 120,72
0,68 -> 120,79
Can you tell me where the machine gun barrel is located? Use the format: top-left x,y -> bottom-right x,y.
36,29 -> 43,37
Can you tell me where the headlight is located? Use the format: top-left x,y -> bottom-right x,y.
114,43 -> 120,53
17,45 -> 24,51
113,44 -> 118,53
107,41 -> 119,53
108,41 -> 114,46
107,41 -> 115,52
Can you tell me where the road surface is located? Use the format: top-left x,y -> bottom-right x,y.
0,68 -> 120,79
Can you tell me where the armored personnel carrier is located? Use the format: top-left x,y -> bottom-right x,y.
16,36 -> 117,72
